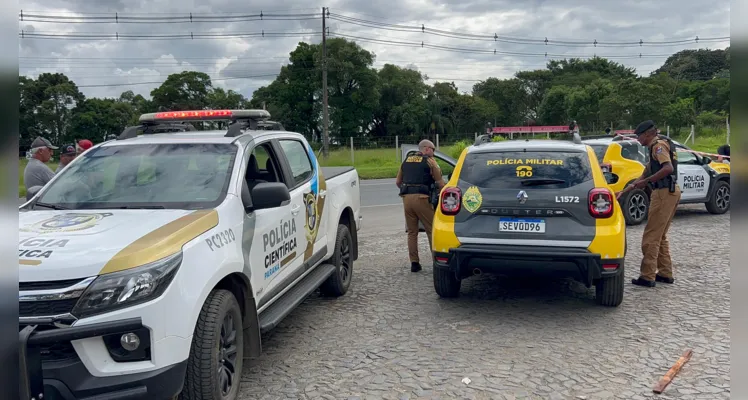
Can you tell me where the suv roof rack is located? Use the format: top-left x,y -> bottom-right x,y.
117,109 -> 272,140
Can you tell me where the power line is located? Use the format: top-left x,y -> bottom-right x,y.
328,32 -> 679,58
19,30 -> 321,40
326,11 -> 730,48
19,11 -> 320,24
74,68 -> 321,88
20,8 -> 730,50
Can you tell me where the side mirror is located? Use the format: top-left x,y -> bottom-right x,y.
26,186 -> 43,201
250,182 -> 290,210
703,157 -> 712,164
604,172 -> 619,185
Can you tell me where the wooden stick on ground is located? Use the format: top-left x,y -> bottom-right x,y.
653,349 -> 693,394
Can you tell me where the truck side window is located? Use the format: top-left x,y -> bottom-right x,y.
246,143 -> 284,191
279,139 -> 313,188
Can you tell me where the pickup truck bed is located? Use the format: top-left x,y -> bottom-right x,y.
322,166 -> 355,180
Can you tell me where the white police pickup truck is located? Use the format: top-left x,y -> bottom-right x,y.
18,110 -> 362,400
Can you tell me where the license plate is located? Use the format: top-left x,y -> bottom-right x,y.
498,218 -> 546,233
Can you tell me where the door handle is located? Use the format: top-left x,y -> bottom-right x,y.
291,205 -> 301,215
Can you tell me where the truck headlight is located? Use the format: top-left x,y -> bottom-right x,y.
72,252 -> 182,319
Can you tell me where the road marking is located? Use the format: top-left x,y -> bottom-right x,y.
362,203 -> 402,208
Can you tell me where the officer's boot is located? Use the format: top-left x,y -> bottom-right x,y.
411,262 -> 422,272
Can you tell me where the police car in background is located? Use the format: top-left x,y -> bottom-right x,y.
425,134 -> 627,307
18,110 -> 362,400
583,135 -> 730,225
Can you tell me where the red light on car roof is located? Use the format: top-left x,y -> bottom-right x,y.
154,110 -> 233,119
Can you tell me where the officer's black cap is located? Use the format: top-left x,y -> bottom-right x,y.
634,120 -> 656,136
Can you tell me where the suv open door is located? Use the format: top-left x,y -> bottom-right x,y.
400,144 -> 458,232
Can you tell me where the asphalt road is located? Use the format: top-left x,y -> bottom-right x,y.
238,183 -> 730,399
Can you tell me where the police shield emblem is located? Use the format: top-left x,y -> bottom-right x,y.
462,186 -> 483,213
21,213 -> 113,233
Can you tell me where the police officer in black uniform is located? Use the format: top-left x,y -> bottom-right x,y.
395,139 -> 446,272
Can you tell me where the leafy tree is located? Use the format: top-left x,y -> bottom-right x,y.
150,71 -> 213,111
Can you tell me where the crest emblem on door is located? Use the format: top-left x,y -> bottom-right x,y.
517,190 -> 528,204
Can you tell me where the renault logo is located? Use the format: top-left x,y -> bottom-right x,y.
517,190 -> 528,204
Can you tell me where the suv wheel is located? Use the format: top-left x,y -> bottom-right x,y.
320,224 -> 354,297
705,180 -> 730,214
620,189 -> 648,226
433,267 -> 461,298
181,289 -> 244,400
595,264 -> 624,307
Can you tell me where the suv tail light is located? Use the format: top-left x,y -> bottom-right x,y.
588,188 -> 614,218
440,187 -> 462,215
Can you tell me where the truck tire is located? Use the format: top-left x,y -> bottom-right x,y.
595,264 -> 624,307
180,289 -> 244,400
620,188 -> 648,226
433,267 -> 461,298
705,180 -> 730,214
320,224 -> 353,297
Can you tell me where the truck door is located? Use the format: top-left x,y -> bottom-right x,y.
276,138 -> 327,269
675,148 -> 710,201
242,140 -> 302,306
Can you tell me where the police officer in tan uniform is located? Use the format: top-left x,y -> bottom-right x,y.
617,120 -> 681,287
396,139 -> 446,272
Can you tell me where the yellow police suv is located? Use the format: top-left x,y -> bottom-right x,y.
429,135 -> 627,307
583,135 -> 730,225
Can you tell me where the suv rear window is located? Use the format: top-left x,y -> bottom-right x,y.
459,151 -> 593,190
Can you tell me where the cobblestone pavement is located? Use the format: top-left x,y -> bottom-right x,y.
239,205 -> 730,400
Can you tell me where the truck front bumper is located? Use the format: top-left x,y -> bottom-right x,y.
433,244 -> 623,287
20,318 -> 186,400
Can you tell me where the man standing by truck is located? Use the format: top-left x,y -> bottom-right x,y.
395,139 -> 445,272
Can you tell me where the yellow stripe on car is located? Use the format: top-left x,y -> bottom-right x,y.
432,148 -> 467,252
100,209 -> 219,274
586,146 -> 626,259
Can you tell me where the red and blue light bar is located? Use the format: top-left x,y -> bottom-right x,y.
139,109 -> 271,123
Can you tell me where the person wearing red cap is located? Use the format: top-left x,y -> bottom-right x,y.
77,139 -> 93,154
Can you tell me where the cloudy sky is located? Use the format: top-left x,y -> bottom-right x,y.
18,0 -> 730,100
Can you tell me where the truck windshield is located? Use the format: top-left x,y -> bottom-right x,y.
34,143 -> 237,210
459,151 -> 593,190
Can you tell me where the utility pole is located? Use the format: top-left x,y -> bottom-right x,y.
321,7 -> 330,158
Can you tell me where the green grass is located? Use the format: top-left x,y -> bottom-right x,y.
16,131 -> 728,197
318,145 -> 460,180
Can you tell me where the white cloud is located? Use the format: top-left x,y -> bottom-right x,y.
18,0 -> 731,100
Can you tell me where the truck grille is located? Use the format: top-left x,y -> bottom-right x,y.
19,298 -> 78,318
20,278 -> 85,291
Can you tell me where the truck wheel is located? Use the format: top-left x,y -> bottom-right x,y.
595,265 -> 624,307
705,180 -> 730,214
433,267 -> 461,298
180,289 -> 244,400
320,224 -> 353,297
620,189 -> 648,225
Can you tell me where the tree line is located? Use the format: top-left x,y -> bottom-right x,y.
19,38 -> 730,152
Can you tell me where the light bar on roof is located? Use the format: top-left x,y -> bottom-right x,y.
138,109 -> 271,123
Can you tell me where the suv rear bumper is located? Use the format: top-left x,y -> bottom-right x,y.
433,245 -> 623,287
20,318 -> 186,400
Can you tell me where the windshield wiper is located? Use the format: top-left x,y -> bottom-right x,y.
33,202 -> 69,210
520,178 -> 566,186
